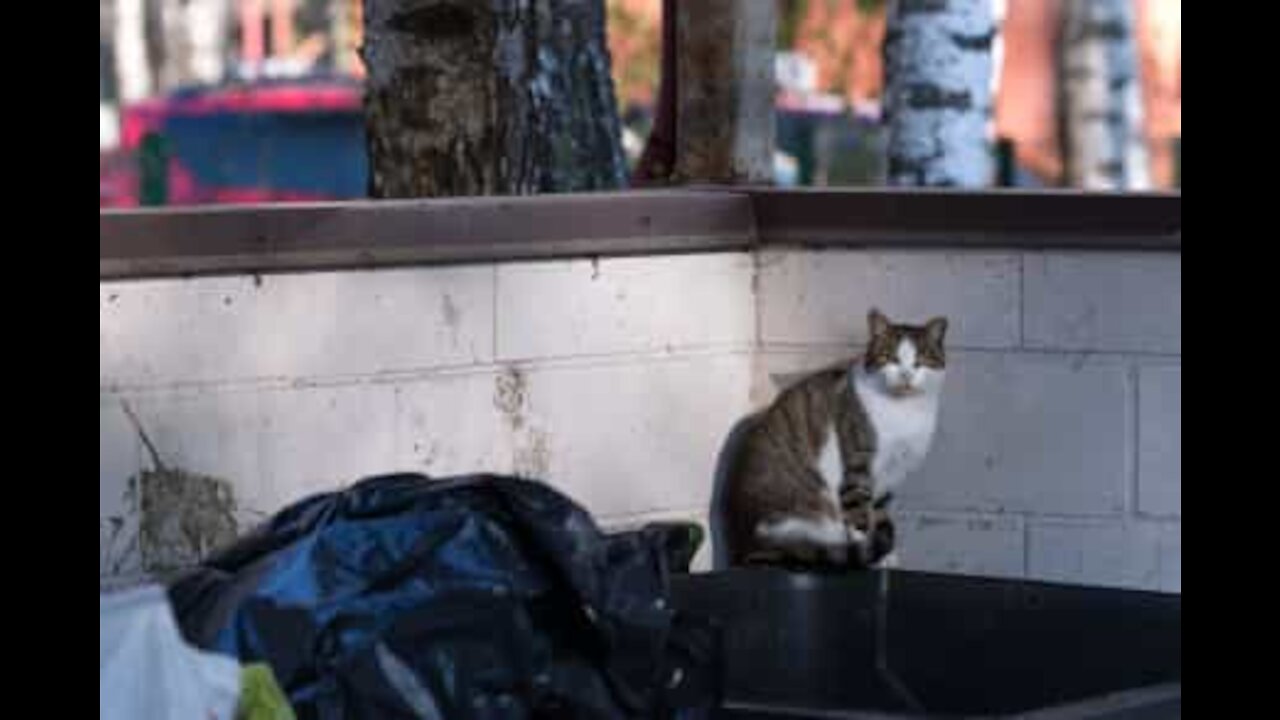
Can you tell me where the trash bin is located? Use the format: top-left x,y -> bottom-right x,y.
669,569 -> 1180,719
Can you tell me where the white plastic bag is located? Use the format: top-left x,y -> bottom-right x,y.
100,585 -> 242,720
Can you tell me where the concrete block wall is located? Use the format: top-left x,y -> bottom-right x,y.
754,249 -> 1181,592
100,247 -> 1180,593
100,254 -> 757,579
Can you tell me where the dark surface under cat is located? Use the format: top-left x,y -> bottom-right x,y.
669,569 -> 1180,719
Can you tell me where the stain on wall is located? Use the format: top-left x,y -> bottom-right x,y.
494,366 -> 553,479
441,292 -> 462,347
105,401 -> 244,577
132,467 -> 240,574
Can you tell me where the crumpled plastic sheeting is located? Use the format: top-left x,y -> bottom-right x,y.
100,584 -> 242,720
169,473 -> 714,720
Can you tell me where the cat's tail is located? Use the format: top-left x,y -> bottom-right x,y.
710,412 -> 765,570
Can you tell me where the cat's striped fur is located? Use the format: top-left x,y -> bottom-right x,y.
724,309 -> 947,569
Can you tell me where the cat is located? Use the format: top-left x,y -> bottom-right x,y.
723,308 -> 948,570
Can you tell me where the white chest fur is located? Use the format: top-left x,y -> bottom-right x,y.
816,423 -> 844,505
852,371 -> 941,497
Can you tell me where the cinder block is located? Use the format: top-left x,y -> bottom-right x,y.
896,512 -> 1025,579
123,387 -> 269,518
258,383 -> 399,511
1027,520 -> 1179,592
393,371 -> 512,477
100,276 -> 265,387
504,354 -> 753,520
1023,252 -> 1181,353
101,266 -> 495,388
120,384 -> 395,522
1158,528 -> 1181,592
1138,365 -> 1181,518
497,253 -> 754,360
257,267 -> 494,378
758,250 -> 1020,349
900,352 -> 1131,516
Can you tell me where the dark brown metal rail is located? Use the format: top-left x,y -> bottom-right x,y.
100,188 -> 1180,280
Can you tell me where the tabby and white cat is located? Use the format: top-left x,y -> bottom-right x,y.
724,309 -> 948,569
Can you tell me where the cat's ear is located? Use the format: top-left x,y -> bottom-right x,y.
924,317 -> 948,346
868,308 -> 890,338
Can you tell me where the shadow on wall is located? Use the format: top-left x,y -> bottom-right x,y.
708,412 -> 763,571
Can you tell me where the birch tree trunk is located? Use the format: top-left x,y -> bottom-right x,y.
1059,0 -> 1150,190
114,0 -> 153,103
882,0 -> 995,187
157,0 -> 193,89
185,0 -> 231,84
362,0 -> 627,198
988,0 -> 1006,144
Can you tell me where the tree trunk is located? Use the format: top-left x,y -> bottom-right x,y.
362,0 -> 627,198
988,0 -> 1006,142
114,0 -> 153,103
185,0 -> 231,84
157,0 -> 193,90
882,0 -> 995,187
631,0 -> 676,186
674,0 -> 776,184
330,0 -> 362,74
1058,0 -> 1150,190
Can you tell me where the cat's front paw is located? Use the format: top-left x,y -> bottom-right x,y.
845,525 -> 868,544
874,551 -> 900,569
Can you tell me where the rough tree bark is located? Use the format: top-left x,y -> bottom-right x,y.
674,0 -> 776,184
1058,0 -> 1150,190
882,0 -> 995,187
362,0 -> 627,198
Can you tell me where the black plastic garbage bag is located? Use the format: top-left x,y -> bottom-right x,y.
168,473 -> 714,720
